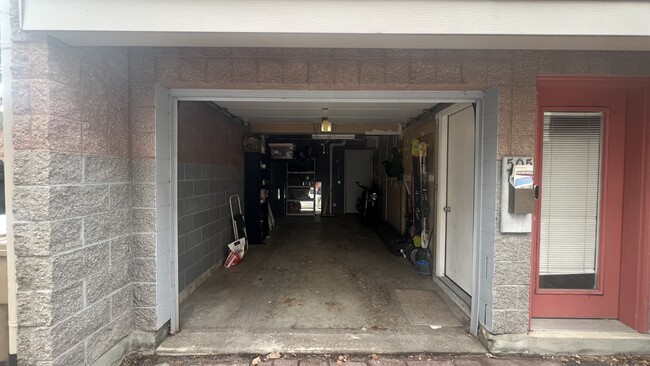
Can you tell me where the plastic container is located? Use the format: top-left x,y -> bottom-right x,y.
415,259 -> 432,275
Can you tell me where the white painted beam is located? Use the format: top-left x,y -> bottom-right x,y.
22,0 -> 650,36
21,0 -> 650,50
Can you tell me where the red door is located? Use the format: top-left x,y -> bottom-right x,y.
531,79 -> 626,318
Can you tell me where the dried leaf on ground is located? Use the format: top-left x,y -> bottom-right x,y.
371,354 -> 379,360
267,352 -> 282,360
251,356 -> 262,366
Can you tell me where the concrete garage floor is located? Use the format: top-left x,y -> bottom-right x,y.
157,216 -> 485,355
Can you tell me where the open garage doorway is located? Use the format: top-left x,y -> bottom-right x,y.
155,89 -> 497,354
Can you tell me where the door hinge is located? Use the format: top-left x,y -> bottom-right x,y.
443,206 -> 451,213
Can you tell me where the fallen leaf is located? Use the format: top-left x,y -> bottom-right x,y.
371,354 -> 379,360
485,353 -> 496,359
251,356 -> 261,366
267,351 -> 282,360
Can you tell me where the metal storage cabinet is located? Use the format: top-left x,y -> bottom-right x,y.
244,152 -> 264,244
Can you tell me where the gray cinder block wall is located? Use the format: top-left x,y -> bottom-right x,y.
6,2 -> 133,363
176,102 -> 244,294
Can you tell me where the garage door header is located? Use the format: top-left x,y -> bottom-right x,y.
21,0 -> 650,50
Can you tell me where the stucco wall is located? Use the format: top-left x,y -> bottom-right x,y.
7,3 -> 132,364
176,101 -> 244,294
128,46 -> 650,336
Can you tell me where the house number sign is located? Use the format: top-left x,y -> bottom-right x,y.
500,156 -> 533,233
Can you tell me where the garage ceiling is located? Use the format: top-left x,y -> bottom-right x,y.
214,100 -> 438,125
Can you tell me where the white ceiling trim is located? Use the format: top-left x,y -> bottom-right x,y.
171,89 -> 484,102
41,32 -> 650,51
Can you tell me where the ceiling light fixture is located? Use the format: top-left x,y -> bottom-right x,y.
312,134 -> 355,140
320,108 -> 331,133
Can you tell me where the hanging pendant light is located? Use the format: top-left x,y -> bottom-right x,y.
320,108 -> 331,133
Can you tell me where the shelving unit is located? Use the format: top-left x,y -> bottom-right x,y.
286,162 -> 316,216
243,140 -> 273,244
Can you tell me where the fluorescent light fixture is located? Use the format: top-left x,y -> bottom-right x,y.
311,134 -> 356,140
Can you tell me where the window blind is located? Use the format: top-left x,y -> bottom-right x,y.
539,112 -> 602,275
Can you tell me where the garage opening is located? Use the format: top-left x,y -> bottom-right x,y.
158,90 -> 493,354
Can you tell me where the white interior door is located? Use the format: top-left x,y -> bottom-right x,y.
444,106 -> 475,294
344,150 -> 373,213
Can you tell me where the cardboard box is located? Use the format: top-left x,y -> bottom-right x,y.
242,138 -> 262,152
268,143 -> 295,159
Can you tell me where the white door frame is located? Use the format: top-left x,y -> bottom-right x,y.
169,96 -> 180,334
159,89 -> 491,336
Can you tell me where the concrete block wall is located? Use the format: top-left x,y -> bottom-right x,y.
176,102 -> 244,293
128,46 -> 650,336
6,0 -> 133,362
130,78 -> 158,332
177,164 -> 243,290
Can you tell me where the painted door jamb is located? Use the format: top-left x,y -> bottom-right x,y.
470,98 -> 484,336
170,96 -> 180,334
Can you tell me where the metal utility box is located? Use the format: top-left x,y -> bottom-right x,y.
508,184 -> 534,214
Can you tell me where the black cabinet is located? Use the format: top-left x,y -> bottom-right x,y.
244,152 -> 264,244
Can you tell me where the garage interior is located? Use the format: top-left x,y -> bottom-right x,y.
159,95 -> 485,354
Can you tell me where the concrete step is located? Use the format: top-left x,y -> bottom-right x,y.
156,328 -> 487,355
489,330 -> 650,355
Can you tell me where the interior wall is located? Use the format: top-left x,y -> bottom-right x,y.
177,101 -> 244,294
